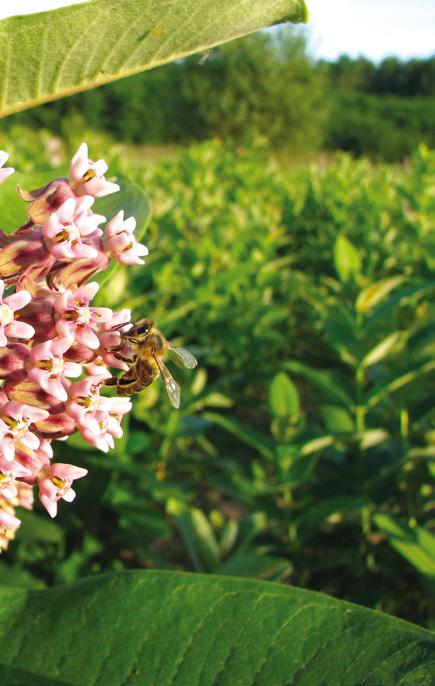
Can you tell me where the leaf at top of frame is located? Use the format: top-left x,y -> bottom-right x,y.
0,0 -> 309,117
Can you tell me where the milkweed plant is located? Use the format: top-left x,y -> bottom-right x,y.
0,145 -> 148,550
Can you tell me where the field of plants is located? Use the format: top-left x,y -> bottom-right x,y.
1,126 -> 433,628
1,2 -> 434,682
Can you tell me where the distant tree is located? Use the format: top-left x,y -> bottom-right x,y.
163,29 -> 329,151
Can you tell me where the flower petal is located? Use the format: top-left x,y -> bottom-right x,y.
6,320 -> 35,340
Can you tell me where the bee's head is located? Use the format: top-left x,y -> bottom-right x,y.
131,318 -> 153,340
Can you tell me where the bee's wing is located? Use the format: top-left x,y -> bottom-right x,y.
167,342 -> 198,369
154,356 -> 181,409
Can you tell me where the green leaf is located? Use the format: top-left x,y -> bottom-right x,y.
374,514 -> 435,581
297,496 -> 372,537
269,371 -> 300,418
356,276 -> 405,314
166,499 -> 221,572
203,411 -> 275,459
0,570 -> 433,685
0,170 -> 56,231
366,360 -> 435,409
17,510 -> 63,545
0,0 -> 309,117
95,174 -> 151,244
367,282 -> 435,323
218,553 -> 292,580
333,233 -> 361,283
360,332 -> 402,369
284,360 -> 353,406
0,562 -> 46,590
320,404 -> 355,433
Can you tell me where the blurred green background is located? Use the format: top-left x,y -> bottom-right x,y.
0,29 -> 434,627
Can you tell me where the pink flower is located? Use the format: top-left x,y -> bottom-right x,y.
0,281 -> 35,346
54,282 -> 112,349
32,411 -> 76,440
0,342 -> 29,378
28,338 -> 82,402
0,151 -> 14,185
0,143 -> 156,542
70,143 -> 120,198
99,308 -> 132,370
0,401 -> 49,461
0,226 -> 50,283
16,481 -> 34,510
0,506 -> 21,551
84,356 -> 113,379
66,376 -> 111,435
0,457 -> 31,499
38,462 -> 88,518
42,197 -> 104,260
79,396 -> 131,452
104,211 -> 149,265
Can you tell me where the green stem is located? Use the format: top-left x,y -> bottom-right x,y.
355,365 -> 366,434
400,407 -> 409,448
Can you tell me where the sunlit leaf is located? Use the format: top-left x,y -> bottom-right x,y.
360,332 -> 402,369
269,371 -> 300,418
0,0 -> 309,117
333,233 -> 361,283
166,499 -> 220,571
356,276 -> 405,314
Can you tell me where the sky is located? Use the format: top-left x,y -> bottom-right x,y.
0,0 -> 434,63
305,0 -> 435,62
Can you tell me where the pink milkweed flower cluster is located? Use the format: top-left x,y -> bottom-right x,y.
0,144 -> 148,550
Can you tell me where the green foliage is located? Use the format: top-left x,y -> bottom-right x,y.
326,94 -> 435,161
2,32 -> 433,162
175,30 -> 326,152
327,55 -> 435,98
0,131 -> 434,628
0,0 -> 308,117
0,570 -> 434,685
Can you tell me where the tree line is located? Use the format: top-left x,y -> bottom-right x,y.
2,31 -> 434,161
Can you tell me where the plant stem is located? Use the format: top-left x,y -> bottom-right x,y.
355,365 -> 366,434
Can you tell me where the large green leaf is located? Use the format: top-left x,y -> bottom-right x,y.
0,0 -> 309,117
0,571 -> 433,685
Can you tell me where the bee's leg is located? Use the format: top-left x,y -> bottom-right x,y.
122,336 -> 142,344
106,344 -> 137,364
110,322 -> 132,333
103,377 -> 118,387
113,352 -> 137,364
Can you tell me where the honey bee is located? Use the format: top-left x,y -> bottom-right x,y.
199,50 -> 211,65
105,319 -> 197,409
